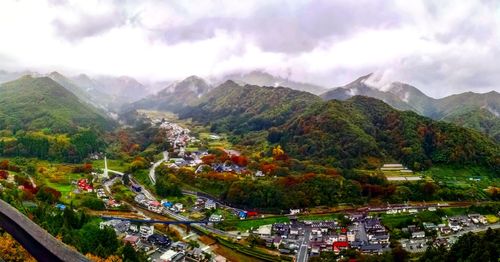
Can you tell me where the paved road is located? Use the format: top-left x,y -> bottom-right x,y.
356,221 -> 368,242
297,227 -> 311,262
149,151 -> 168,185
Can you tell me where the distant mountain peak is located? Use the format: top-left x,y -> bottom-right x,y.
221,70 -> 327,94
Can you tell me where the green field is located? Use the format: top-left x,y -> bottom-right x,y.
222,216 -> 290,232
422,166 -> 499,200
297,213 -> 342,221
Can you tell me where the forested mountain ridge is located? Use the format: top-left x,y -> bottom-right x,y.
180,82 -> 499,171
321,74 -> 500,141
0,75 -> 114,133
180,80 -> 323,133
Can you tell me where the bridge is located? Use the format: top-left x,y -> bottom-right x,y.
100,216 -> 214,225
0,199 -> 89,262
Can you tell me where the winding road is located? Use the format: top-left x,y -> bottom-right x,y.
148,151 -> 169,185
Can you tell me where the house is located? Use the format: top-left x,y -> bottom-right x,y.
129,224 -> 138,233
134,194 -> 146,203
123,235 -> 140,247
162,201 -> 173,208
332,241 -> 349,254
238,211 -> 247,219
440,226 -> 452,235
361,244 -> 383,254
255,225 -> 272,237
205,200 -> 216,210
423,222 -> 437,231
148,234 -> 171,247
148,201 -> 162,213
159,250 -> 180,262
174,203 -> 184,211
214,255 -> 227,262
209,214 -> 223,222
188,248 -> 203,259
77,179 -> 93,192
99,220 -> 130,234
272,236 -> 282,248
370,233 -> 390,245
140,225 -> 154,238
255,171 -> 265,177
468,214 -> 487,224
290,209 -> 301,215
449,221 -> 461,232
347,231 -> 356,242
412,231 -> 426,239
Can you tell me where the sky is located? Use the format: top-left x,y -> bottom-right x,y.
0,0 -> 499,98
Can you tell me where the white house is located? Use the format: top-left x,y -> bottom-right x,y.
140,225 -> 154,238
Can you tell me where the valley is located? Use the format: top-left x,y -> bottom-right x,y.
0,72 -> 498,262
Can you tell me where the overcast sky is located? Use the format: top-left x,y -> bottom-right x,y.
0,0 -> 499,97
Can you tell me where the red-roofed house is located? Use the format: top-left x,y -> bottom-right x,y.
333,241 -> 349,254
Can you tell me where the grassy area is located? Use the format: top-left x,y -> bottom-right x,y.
441,207 -> 468,217
199,132 -> 233,149
297,213 -> 341,221
380,214 -> 415,230
216,237 -> 284,262
485,215 -> 499,223
223,216 -> 290,232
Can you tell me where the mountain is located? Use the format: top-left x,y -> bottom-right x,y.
0,76 -> 113,132
181,82 -> 499,170
125,75 -> 212,112
321,74 -> 416,111
181,80 -> 322,132
70,74 -> 148,110
94,76 -> 147,101
47,72 -> 104,108
442,108 -> 500,142
221,70 -> 328,95
321,74 -> 500,141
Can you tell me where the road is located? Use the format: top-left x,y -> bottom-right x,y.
148,151 -> 168,185
355,221 -> 368,242
297,227 -> 311,262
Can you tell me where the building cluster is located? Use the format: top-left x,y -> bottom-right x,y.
99,218 -> 213,262
134,193 -> 190,216
158,121 -> 195,153
255,215 -> 391,258
96,187 -> 122,208
75,178 -> 93,192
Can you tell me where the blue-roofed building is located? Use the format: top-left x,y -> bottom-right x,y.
163,202 -> 173,208
238,211 -> 247,219
55,203 -> 66,210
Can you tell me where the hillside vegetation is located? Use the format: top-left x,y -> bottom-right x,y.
0,76 -> 113,133
181,82 -> 499,171
321,74 -> 500,142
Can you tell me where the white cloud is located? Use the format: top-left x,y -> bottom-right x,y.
0,0 -> 499,97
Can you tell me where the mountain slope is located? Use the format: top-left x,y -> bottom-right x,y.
0,76 -> 113,132
181,80 -> 323,133
70,74 -> 148,110
321,74 -> 416,112
181,83 -> 499,170
125,76 -> 212,112
321,75 -> 500,141
222,71 -> 328,95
